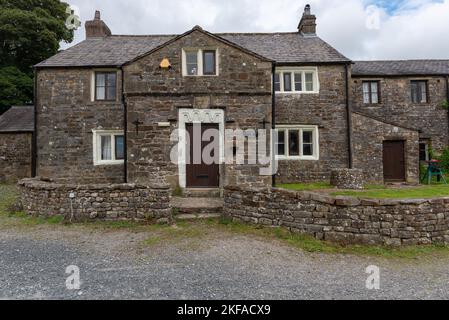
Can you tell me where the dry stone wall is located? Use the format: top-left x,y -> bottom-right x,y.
19,178 -> 172,223
224,186 -> 449,246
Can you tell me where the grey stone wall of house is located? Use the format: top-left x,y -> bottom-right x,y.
351,112 -> 420,184
351,76 -> 449,152
36,68 -> 125,184
330,168 -> 365,189
0,133 -> 32,183
224,186 -> 449,246
275,65 -> 350,183
19,178 -> 171,223
124,29 -> 273,189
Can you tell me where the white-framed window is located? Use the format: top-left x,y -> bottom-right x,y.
182,48 -> 219,76
93,130 -> 125,165
274,67 -> 319,94
275,125 -> 319,160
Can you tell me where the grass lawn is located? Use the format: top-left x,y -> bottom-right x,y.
278,182 -> 449,199
332,184 -> 449,199
2,183 -> 449,259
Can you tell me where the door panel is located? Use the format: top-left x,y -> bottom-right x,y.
383,140 -> 406,182
186,123 -> 220,188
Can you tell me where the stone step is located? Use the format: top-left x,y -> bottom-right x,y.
182,188 -> 221,198
176,213 -> 222,220
171,197 -> 223,215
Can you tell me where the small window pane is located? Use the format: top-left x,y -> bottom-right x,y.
302,131 -> 313,156
371,92 -> 379,104
96,87 -> 105,100
96,73 -> 105,87
115,135 -> 125,160
274,73 -> 281,92
305,73 -> 314,91
294,73 -> 302,91
277,130 -> 285,155
420,82 -> 427,103
107,85 -> 116,101
101,136 -> 112,160
288,130 -> 299,156
203,51 -> 216,75
186,51 -> 198,75
283,73 -> 292,92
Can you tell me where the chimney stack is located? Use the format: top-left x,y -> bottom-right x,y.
298,4 -> 317,35
85,10 -> 111,38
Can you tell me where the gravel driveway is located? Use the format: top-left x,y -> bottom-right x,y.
1,219 -> 449,300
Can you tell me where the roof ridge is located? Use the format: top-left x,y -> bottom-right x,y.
355,59 -> 449,62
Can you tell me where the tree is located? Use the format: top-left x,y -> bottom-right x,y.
0,0 -> 74,114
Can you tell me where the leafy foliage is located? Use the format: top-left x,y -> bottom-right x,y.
0,0 -> 74,113
0,66 -> 33,112
436,148 -> 449,173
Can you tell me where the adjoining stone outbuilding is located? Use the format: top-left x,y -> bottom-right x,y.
0,106 -> 34,183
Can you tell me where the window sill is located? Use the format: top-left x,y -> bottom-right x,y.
276,156 -> 319,161
94,160 -> 124,166
183,74 -> 219,77
275,91 -> 319,95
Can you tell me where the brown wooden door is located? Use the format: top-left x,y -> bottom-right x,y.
383,140 -> 406,182
186,123 -> 220,188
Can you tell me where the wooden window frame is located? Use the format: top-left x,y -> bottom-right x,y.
275,126 -> 319,160
362,81 -> 381,104
411,80 -> 429,104
93,130 -> 125,166
95,72 -> 117,101
202,50 -> 216,75
274,67 -> 319,94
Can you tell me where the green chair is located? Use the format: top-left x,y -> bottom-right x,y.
421,160 -> 447,185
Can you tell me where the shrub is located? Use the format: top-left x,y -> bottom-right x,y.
436,148 -> 449,173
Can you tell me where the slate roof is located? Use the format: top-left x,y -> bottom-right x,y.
35,30 -> 351,68
353,60 -> 449,76
0,106 -> 34,133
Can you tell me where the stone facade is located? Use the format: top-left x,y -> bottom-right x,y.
224,186 -> 449,246
275,65 -> 350,183
351,76 -> 449,152
19,178 -> 171,222
351,112 -> 420,184
35,68 -> 125,184
124,29 -> 273,189
330,168 -> 364,190
0,133 -> 32,183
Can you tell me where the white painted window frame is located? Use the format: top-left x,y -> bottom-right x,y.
182,48 -> 219,77
275,67 -> 320,94
92,130 -> 125,166
275,125 -> 319,161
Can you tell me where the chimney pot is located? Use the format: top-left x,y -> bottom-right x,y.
298,4 -> 317,35
85,10 -> 111,38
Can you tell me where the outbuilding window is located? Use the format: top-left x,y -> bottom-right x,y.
362,81 -> 380,104
411,80 -> 428,103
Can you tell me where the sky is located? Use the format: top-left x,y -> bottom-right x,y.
62,0 -> 449,60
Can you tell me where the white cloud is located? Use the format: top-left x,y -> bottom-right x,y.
63,0 -> 449,60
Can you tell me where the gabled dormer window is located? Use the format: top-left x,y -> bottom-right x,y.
95,71 -> 117,101
275,67 -> 319,94
182,49 -> 218,76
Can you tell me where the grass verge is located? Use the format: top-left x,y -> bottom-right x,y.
332,184 -> 449,199
277,182 -> 333,191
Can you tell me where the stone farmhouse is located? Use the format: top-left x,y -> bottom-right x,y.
5,5 -> 449,192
